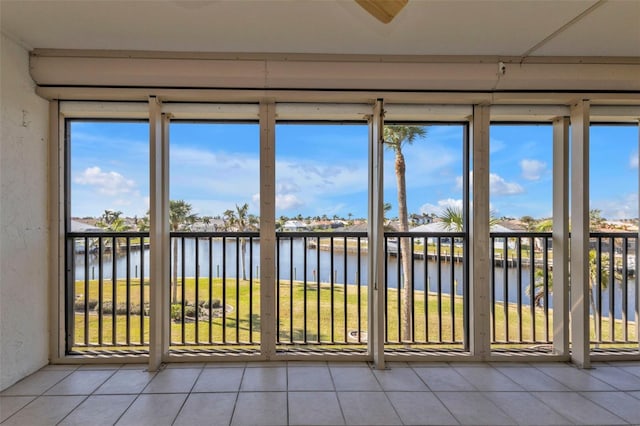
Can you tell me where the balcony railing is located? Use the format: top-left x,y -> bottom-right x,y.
66,229 -> 638,355
490,232 -> 553,349
67,232 -> 150,352
590,232 -> 638,348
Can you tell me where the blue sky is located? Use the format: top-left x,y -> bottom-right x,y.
70,121 -> 638,221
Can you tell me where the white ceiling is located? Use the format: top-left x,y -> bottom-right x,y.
1,0 -> 639,57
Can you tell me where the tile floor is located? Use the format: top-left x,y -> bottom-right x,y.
2,361 -> 640,425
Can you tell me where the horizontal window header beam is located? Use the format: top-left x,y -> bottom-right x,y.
31,54 -> 640,93
60,101 -> 148,118
161,103 -> 259,120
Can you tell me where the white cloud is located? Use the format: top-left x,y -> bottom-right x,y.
594,193 -> 638,220
491,173 -> 524,195
520,159 -> 546,181
457,172 -> 524,196
630,152 -> 639,169
75,166 -> 136,196
420,198 -> 463,215
276,194 -> 305,211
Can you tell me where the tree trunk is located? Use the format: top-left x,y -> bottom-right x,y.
395,150 -> 413,343
172,239 -> 178,304
589,284 -> 599,345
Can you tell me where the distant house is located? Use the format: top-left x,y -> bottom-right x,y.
282,220 -> 309,232
70,220 -> 102,232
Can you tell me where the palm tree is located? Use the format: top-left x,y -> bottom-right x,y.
170,200 -> 197,304
96,209 -> 130,232
223,203 -> 259,280
527,249 -> 621,338
384,125 -> 427,342
437,206 -> 464,232
436,205 -> 498,232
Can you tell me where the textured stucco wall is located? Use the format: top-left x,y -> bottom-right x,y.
0,34 -> 50,390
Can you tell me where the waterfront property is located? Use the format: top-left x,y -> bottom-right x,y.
2,2 -> 640,426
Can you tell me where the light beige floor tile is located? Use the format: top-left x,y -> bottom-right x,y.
337,391 -> 402,425
45,370 -> 114,395
413,367 -> 475,391
585,366 -> 640,391
164,362 -> 205,369
581,391 -> 640,424
173,392 -> 236,426
1,395 -> 84,426
288,366 -> 334,391
327,362 -> 370,368
330,367 -> 381,391
40,365 -> 79,371
0,396 -> 35,422
495,366 -> 570,391
453,366 -> 523,391
372,367 -> 428,391
386,391 -> 458,425
77,364 -> 122,370
485,392 -> 572,425
240,367 -> 286,391
192,367 -> 243,392
0,370 -> 73,396
536,365 -> 615,391
58,394 -> 136,426
628,391 -> 640,400
287,361 -> 328,367
244,361 -> 287,367
231,392 -> 287,426
289,391 -> 344,425
142,368 -> 201,393
435,391 -> 516,425
118,364 -> 149,370
94,369 -> 156,394
115,393 -> 187,426
532,391 -> 627,425
619,364 -> 640,378
205,362 -> 247,368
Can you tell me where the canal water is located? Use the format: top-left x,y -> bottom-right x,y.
73,237 -> 637,320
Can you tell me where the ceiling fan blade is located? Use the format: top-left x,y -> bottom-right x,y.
355,0 -> 408,24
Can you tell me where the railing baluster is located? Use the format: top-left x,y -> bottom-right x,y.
112,236 -> 117,345
84,237 -> 90,346
490,236 -> 496,343
249,236 -> 253,344
384,237 -> 389,343
410,236 -> 416,343
139,236 -> 145,345
529,237 -> 535,342
303,236 -> 307,343
609,237 -> 615,342
596,237 -> 603,343
98,236 -> 103,346
289,236 -> 294,343
208,237 -> 213,345
126,237 -> 131,346
181,236 -> 186,345
424,237 -> 429,343
236,236 -> 240,344
344,236 -> 348,344
622,236 -> 628,342
450,237 -> 455,343
195,237 -> 200,345
357,237 -> 362,343
503,237 -> 509,343
543,237 -> 550,343
222,236 -> 227,344
436,237 -> 442,342
516,237 -> 522,342
330,237 -> 335,343
397,238 -> 402,342
316,236 -> 321,343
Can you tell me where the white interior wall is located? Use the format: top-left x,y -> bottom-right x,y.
0,34 -> 50,390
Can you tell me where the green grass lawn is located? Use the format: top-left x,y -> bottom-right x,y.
72,277 -> 637,352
